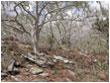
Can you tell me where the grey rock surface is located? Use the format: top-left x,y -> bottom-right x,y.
30,66 -> 43,75
22,53 -> 55,68
8,59 -> 16,72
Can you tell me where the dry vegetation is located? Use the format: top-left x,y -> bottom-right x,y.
1,37 -> 109,82
1,1 -> 109,82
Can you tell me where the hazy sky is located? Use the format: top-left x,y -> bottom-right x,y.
2,1 -> 109,17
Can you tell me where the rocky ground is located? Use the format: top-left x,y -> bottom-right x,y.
1,37 -> 109,82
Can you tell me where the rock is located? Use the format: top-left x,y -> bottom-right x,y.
27,64 -> 33,67
25,68 -> 29,72
68,60 -> 75,64
23,53 -> 37,62
63,59 -> 69,63
25,73 -> 29,76
53,55 -> 64,60
11,76 -> 22,82
2,79 -> 6,82
46,60 -> 55,67
32,79 -> 42,82
93,59 -> 97,62
53,59 -> 58,63
66,78 -> 72,82
79,51 -> 87,56
30,67 -> 43,75
39,73 -> 49,77
53,55 -> 74,64
23,53 -> 46,67
14,68 -> 18,71
14,62 -> 20,67
25,72 -> 29,76
23,53 -> 55,68
38,52 -> 47,56
63,59 -> 74,64
35,57 -> 47,67
1,72 -> 7,77
8,59 -> 16,72
53,55 -> 67,62
16,75 -> 22,78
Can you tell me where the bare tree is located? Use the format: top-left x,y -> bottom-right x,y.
1,1 -> 92,54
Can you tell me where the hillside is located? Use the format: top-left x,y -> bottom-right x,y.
1,37 -> 109,82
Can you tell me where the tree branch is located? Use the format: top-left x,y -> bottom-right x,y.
35,1 -> 39,27
20,2 -> 36,20
38,2 -> 49,16
36,1 -> 39,17
2,22 -> 24,34
38,2 -> 58,16
38,16 -> 82,28
39,4 -> 75,28
13,2 -> 31,36
47,4 -> 74,14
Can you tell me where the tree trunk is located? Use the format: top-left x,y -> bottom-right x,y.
31,28 -> 40,54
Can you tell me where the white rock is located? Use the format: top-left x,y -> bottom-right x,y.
93,59 -> 97,62
53,55 -> 64,60
39,73 -> 49,77
14,68 -> 18,71
53,55 -> 73,64
30,67 -> 43,75
66,78 -> 72,82
63,59 -> 69,63
53,59 -> 57,63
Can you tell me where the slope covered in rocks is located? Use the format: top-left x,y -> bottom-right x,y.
1,38 -> 109,82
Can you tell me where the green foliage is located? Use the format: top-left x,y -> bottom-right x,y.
97,1 -> 109,17
92,17 -> 109,55
92,17 -> 109,38
107,47 -> 109,55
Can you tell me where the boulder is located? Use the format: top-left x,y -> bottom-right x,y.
30,66 -> 43,75
22,53 -> 55,68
